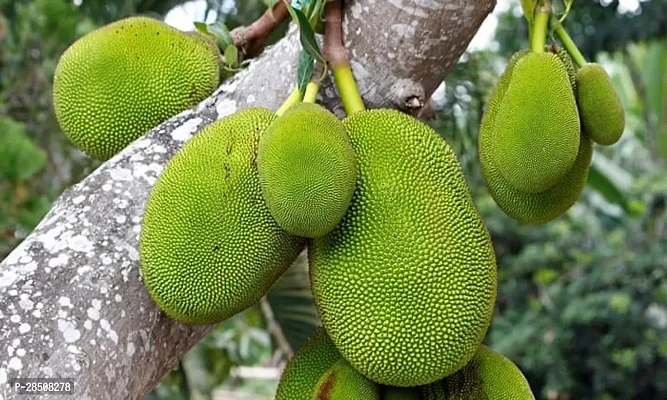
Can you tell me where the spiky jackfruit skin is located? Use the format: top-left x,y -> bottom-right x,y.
492,52 -> 580,193
552,46 -> 577,93
420,345 -> 535,400
382,387 -> 421,400
311,359 -> 380,400
139,107 -> 305,325
257,103 -> 357,238
53,16 -> 220,160
479,53 -> 593,224
576,63 -> 625,145
310,109 -> 497,387
275,328 -> 341,400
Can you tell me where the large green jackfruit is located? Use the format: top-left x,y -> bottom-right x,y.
139,107 -> 305,325
53,16 -> 220,160
492,52 -> 581,193
275,328 -> 342,400
419,345 -> 535,400
576,63 -> 625,146
311,359 -> 380,400
479,52 -> 592,224
310,109 -> 497,387
257,103 -> 357,238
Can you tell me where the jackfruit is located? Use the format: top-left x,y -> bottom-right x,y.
576,63 -> 625,145
382,387 -> 421,400
492,51 -> 580,193
419,345 -> 535,400
551,45 -> 577,92
257,102 -> 357,238
53,16 -> 220,160
479,53 -> 592,224
139,107 -> 305,325
275,328 -> 341,400
310,109 -> 497,387
311,359 -> 380,400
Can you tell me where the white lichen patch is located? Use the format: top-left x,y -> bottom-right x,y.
48,253 -> 69,268
387,0 -> 428,17
67,234 -> 94,253
127,342 -> 135,357
19,294 -> 34,311
170,117 -> 202,141
108,167 -> 133,182
131,162 -> 163,185
8,357 -> 23,371
57,319 -> 81,343
216,98 -> 238,119
72,195 -> 87,205
391,23 -> 416,38
58,296 -> 71,307
18,323 -> 31,334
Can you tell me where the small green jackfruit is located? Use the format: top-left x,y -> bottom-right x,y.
257,102 -> 357,238
53,16 -> 220,160
576,63 -> 625,145
493,52 -> 580,193
419,345 -> 535,400
310,109 -> 497,387
311,359 -> 380,400
479,52 -> 592,224
139,107 -> 305,325
275,328 -> 341,400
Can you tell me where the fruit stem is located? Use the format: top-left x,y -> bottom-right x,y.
276,87 -> 303,116
551,16 -> 587,68
323,0 -> 366,114
530,4 -> 551,53
303,81 -> 320,103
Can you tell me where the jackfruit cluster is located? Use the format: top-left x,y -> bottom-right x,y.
479,45 -> 624,224
48,9 -> 544,399
53,16 -> 221,160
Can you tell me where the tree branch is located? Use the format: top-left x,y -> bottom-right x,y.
230,0 -> 290,60
0,1 -> 496,398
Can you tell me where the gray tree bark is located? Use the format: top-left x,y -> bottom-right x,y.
0,1 -> 495,399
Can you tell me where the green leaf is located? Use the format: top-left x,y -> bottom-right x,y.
0,117 -> 47,182
297,49 -> 315,95
286,4 -> 326,65
195,21 -> 234,50
267,251 -> 321,351
223,44 -> 239,68
586,157 -> 637,216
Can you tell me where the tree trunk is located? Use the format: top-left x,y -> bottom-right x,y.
0,1 -> 495,398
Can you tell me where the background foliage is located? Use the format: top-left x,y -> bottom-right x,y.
0,0 -> 665,399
